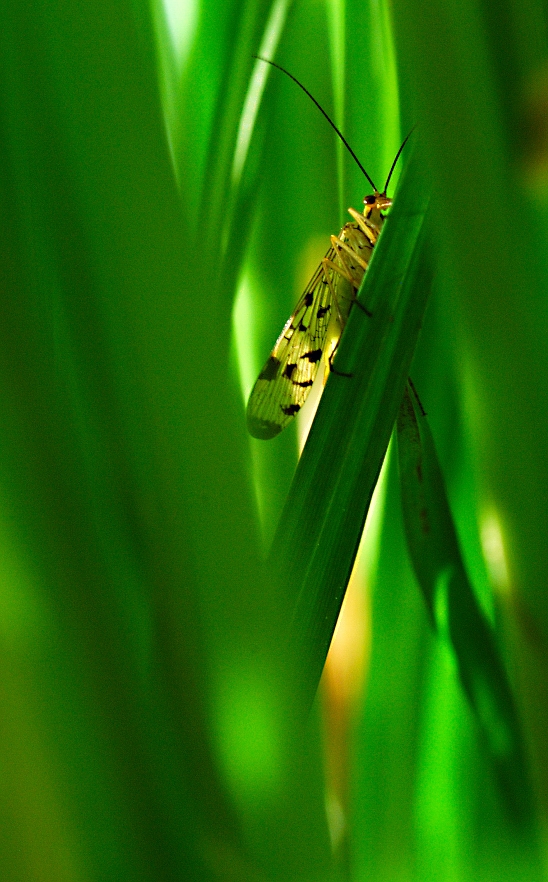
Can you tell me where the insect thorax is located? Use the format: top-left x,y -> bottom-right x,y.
363,191 -> 392,229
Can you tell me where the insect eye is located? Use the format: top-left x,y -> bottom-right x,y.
363,195 -> 376,205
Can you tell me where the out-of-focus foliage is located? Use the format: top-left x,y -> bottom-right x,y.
1,0 -> 548,879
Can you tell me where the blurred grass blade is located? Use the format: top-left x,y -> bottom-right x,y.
195,0 -> 289,269
219,13 -> 293,299
268,144 -> 431,706
0,0 -> 254,876
396,383 -> 536,831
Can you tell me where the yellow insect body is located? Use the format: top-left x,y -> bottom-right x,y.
246,193 -> 391,440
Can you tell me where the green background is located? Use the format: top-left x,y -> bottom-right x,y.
1,0 -> 548,879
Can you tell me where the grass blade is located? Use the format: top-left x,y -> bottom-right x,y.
396,383 -> 537,834
268,144 -> 431,705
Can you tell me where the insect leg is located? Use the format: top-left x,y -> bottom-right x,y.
347,207 -> 378,243
322,257 -> 347,325
327,337 -> 352,377
324,249 -> 372,317
320,258 -> 353,378
323,255 -> 353,286
330,234 -> 369,272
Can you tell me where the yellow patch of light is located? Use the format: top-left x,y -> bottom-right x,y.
232,272 -> 257,404
324,562 -> 369,709
323,454 -> 387,704
321,452 -> 390,849
325,790 -> 346,851
480,510 -> 511,594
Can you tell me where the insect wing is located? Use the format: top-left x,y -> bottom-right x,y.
246,255 -> 336,439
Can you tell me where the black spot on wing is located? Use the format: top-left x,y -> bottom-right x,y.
304,291 -> 314,306
302,348 -> 323,364
283,363 -> 297,379
294,379 -> 313,388
281,403 -> 301,417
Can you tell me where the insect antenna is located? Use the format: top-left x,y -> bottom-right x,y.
382,127 -> 415,195
253,55 -> 379,192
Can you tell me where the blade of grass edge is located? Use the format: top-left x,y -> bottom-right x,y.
195,0 -> 287,274
268,145 -> 431,708
396,383 -> 539,839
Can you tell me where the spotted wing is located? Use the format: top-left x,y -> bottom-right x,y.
246,250 -> 337,440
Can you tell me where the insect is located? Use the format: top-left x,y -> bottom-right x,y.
246,57 -> 410,440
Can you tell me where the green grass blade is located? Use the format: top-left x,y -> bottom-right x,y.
268,144 -> 431,705
0,1 -> 266,877
195,0 -> 288,265
396,383 -> 536,832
